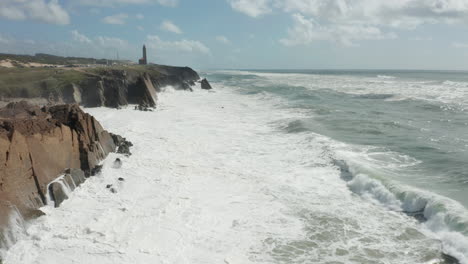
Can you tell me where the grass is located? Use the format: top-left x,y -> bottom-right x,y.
0,68 -> 89,98
0,65 -> 163,99
0,53 -> 127,66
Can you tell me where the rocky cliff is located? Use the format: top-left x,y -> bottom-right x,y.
0,101 -> 127,250
0,64 -> 201,109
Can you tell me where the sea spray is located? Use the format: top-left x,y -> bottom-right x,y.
46,175 -> 75,207
0,202 -> 25,259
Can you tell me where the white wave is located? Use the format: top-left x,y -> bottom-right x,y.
212,70 -> 468,108
3,84 -> 456,264
377,75 -> 396,79
333,145 -> 468,264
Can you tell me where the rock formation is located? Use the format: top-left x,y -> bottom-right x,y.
201,78 -> 212,90
0,64 -> 202,109
0,101 -> 126,224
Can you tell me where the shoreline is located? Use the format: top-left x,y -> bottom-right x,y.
1,84 -> 463,263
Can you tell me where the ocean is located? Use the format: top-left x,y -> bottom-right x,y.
205,69 -> 468,263
4,70 -> 468,263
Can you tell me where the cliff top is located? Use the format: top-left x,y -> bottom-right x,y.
0,64 -> 199,101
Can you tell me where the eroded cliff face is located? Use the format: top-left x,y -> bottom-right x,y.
0,101 -> 121,220
56,65 -> 200,108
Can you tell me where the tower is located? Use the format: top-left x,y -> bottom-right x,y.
139,44 -> 147,65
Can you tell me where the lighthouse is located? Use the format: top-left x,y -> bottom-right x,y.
138,45 -> 147,65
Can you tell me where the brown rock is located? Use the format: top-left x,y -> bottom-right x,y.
0,101 -> 121,243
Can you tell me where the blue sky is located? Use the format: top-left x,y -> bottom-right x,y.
1,0 -> 468,70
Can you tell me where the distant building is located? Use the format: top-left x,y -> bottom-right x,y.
138,45 -> 147,65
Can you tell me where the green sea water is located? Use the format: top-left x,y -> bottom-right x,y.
205,69 -> 468,263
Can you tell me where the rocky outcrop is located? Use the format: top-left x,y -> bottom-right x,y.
0,101 -> 124,220
201,78 -> 212,90
0,64 -> 203,109
64,65 -> 200,108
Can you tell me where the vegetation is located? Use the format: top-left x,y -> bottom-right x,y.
0,68 -> 89,98
0,53 -> 128,66
0,65 -> 163,99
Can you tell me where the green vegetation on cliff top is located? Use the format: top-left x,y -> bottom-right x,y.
0,53 -> 126,66
0,65 -> 162,99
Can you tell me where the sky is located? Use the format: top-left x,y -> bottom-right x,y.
1,0 -> 468,70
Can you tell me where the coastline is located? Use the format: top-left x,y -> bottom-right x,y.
2,83 -> 463,263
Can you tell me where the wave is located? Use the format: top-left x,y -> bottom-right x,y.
442,80 -> 468,87
377,75 -> 397,79
332,150 -> 468,264
353,93 -> 395,100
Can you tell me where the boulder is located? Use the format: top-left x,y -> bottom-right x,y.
111,133 -> 133,156
65,168 -> 86,186
113,158 -> 122,169
48,182 -> 68,208
201,78 -> 212,90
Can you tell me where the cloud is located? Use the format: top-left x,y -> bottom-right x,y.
102,13 -> 128,24
96,36 -> 129,49
147,35 -> 210,54
0,34 -> 14,44
216,35 -> 231,44
0,0 -> 70,25
76,0 -> 177,7
70,30 -> 129,50
452,42 -> 468,48
160,20 -> 182,34
136,13 -> 144,19
280,14 -> 397,47
71,30 -> 92,44
137,26 -> 144,31
228,0 -> 468,45
410,36 -> 433,41
227,0 -> 272,17
275,0 -> 468,29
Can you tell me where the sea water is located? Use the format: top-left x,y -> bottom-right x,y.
3,70 -> 468,263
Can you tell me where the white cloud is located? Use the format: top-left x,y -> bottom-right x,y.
77,0 -> 177,7
275,0 -> 468,29
228,0 -> 272,17
0,34 -> 13,44
96,36 -> 129,49
0,0 -> 70,25
160,20 -> 182,34
136,13 -> 144,19
70,30 -> 128,50
102,13 -> 128,24
71,30 -> 92,44
280,13 -> 397,47
137,26 -> 144,31
216,35 -> 230,44
228,0 -> 468,45
452,42 -> 468,48
410,36 -> 433,41
147,35 -> 210,54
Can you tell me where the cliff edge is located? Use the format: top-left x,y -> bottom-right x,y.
0,64 -> 202,108
0,101 -> 128,250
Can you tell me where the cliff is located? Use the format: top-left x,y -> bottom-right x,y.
0,101 -> 128,250
0,64 -> 201,108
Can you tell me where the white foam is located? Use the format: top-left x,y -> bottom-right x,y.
377,75 -> 396,79
3,84 -> 455,263
333,144 -> 468,263
45,175 -> 74,207
0,204 -> 26,258
221,70 -> 468,109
